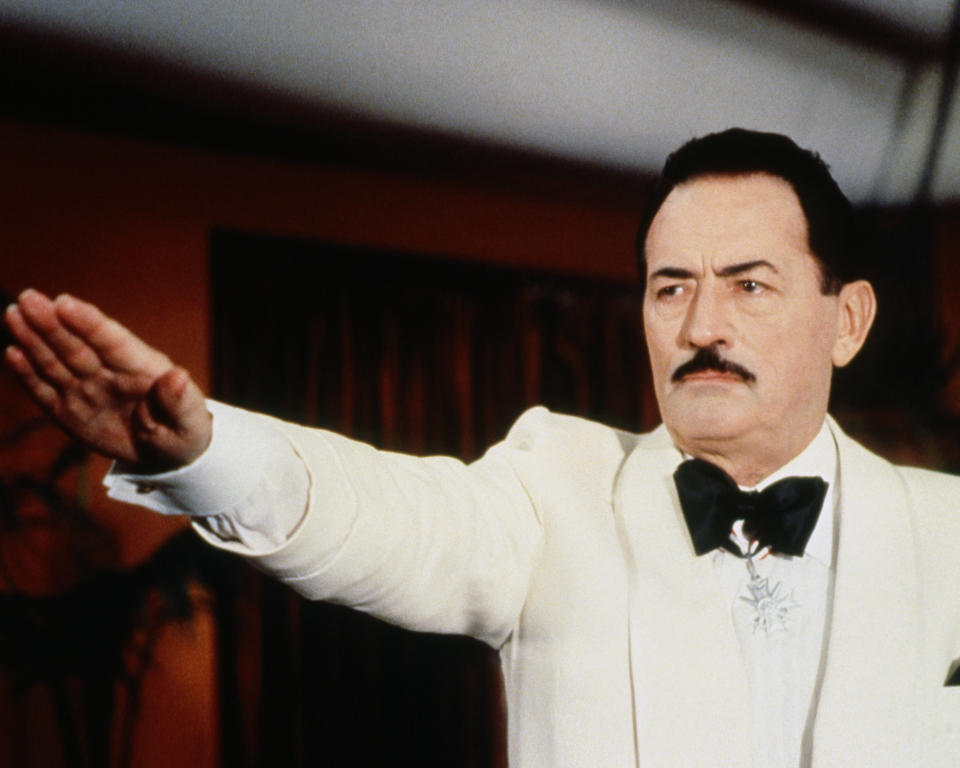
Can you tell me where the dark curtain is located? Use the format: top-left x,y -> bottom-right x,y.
209,230 -> 654,768
831,208 -> 960,470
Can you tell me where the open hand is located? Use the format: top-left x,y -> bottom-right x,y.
4,290 -> 211,471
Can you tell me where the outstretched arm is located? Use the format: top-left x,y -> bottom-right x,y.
5,289 -> 543,641
4,289 -> 211,471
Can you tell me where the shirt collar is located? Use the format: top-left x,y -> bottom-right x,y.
674,419 -> 838,565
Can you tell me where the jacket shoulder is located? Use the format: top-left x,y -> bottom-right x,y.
897,463 -> 960,490
848,442 -> 960,541
501,406 -> 642,458
894,463 -> 960,514
834,422 -> 960,517
485,407 -> 649,494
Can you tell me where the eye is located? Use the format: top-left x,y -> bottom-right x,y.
738,279 -> 764,294
656,284 -> 686,300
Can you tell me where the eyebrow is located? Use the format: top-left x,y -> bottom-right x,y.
649,266 -> 695,280
716,259 -> 779,277
649,259 -> 779,281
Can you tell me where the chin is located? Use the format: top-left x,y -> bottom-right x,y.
663,401 -> 752,447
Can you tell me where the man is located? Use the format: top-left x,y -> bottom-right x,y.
5,129 -> 960,766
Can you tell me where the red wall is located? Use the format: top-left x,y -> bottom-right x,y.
0,115 -> 643,768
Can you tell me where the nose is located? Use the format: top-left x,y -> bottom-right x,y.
680,284 -> 732,350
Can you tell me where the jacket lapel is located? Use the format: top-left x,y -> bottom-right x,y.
614,426 -> 752,766
615,420 -> 928,766
810,419 -> 923,766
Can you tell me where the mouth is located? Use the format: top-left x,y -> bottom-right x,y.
679,369 -> 745,382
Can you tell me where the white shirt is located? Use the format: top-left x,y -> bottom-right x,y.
106,403 -> 839,767
699,421 -> 838,768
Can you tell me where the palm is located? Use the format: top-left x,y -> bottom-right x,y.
4,290 -> 210,469
59,365 -> 164,463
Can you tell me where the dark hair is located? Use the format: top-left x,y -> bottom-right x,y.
636,128 -> 859,295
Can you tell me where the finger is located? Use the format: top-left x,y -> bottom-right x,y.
53,293 -> 171,377
4,344 -> 63,413
13,290 -> 103,377
4,302 -> 78,389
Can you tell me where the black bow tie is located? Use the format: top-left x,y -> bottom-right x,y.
673,458 -> 828,557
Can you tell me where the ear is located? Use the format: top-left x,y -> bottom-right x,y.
831,280 -> 877,367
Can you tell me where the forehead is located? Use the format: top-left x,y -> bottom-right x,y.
645,173 -> 812,272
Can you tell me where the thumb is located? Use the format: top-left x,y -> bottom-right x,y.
133,366 -> 212,468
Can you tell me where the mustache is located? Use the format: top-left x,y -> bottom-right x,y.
671,346 -> 756,383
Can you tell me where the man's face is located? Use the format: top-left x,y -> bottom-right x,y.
643,173 -> 844,470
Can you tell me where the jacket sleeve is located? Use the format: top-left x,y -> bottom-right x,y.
108,400 -> 546,648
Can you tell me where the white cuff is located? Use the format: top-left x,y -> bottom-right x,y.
104,400 -> 268,516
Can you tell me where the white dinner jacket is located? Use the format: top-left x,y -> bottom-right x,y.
201,405 -> 960,767
615,416 -> 960,766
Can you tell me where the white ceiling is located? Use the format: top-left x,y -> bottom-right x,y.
1,0 -> 957,204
